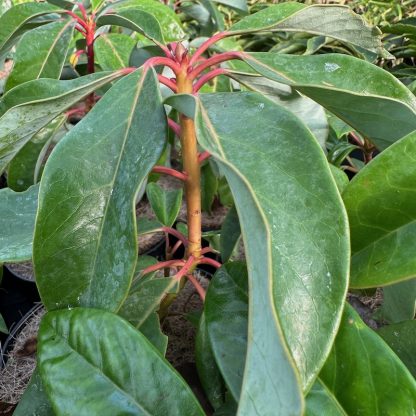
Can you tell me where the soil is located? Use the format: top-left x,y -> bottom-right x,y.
0,305 -> 44,408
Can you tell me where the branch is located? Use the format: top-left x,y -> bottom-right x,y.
162,227 -> 189,246
186,274 -> 206,301
157,74 -> 178,92
151,166 -> 187,181
144,57 -> 181,75
168,118 -> 181,137
198,257 -> 222,269
189,32 -> 229,66
193,68 -> 230,92
189,51 -> 243,80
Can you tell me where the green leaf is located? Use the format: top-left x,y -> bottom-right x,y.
13,368 -> 54,416
137,312 -> 167,355
195,312 -> 225,410
231,4 -> 384,55
0,313 -> 7,334
38,308 -> 205,415
377,320 -> 416,378
201,162 -> 218,212
231,73 -> 328,148
305,379 -> 347,416
0,71 -> 124,175
219,204 -> 240,263
33,68 -> 167,312
101,0 -> 185,42
196,92 -> 349,394
212,0 -> 247,14
0,2 -> 61,59
239,53 -> 416,150
379,279 -> 416,323
0,184 -> 38,263
96,8 -> 163,44
204,262 -> 248,402
343,131 -> 416,288
8,114 -> 67,192
320,304 -> 416,415
94,33 -> 135,71
5,19 -> 75,91
46,0 -> 74,10
329,164 -> 349,194
146,182 -> 183,227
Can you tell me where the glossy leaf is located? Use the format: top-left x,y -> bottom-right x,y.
379,279 -> 416,323
195,313 -> 225,410
38,308 -> 205,415
232,73 -> 328,148
97,8 -> 163,44
0,71 -> 124,174
230,4 -> 384,56
0,184 -> 38,263
0,3 -> 61,58
196,92 -> 349,395
101,0 -> 185,42
205,262 -> 248,401
305,379 -> 346,416
14,368 -> 54,416
220,204 -> 240,263
377,320 -> 416,378
5,19 -> 74,91
239,53 -> 416,150
94,33 -> 135,71
146,182 -> 183,227
137,312 -> 167,354
343,131 -> 416,288
320,304 -> 416,415
8,115 -> 67,192
34,69 -> 167,312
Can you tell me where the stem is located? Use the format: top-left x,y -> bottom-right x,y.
141,259 -> 184,276
152,166 -> 187,181
186,274 -> 206,301
189,51 -> 243,80
157,74 -> 178,92
193,68 -> 230,93
198,151 -> 211,164
177,68 -> 202,259
145,57 -> 181,75
189,32 -> 229,66
168,118 -> 181,136
198,257 -> 222,269
162,227 -> 188,246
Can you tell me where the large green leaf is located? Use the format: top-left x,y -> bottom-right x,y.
220,204 -> 240,263
213,0 -> 247,14
14,368 -> 54,416
0,2 -> 61,58
230,4 -> 384,56
343,131 -> 416,288
195,312 -> 225,410
8,114 -> 67,192
94,33 -> 135,71
196,92 -> 349,409
0,184 -> 38,263
377,320 -> 416,378
204,263 -> 248,402
5,19 -> 74,91
96,8 -> 163,44
305,379 -> 347,416
0,71 -> 124,175
34,69 -> 167,312
320,304 -> 416,415
238,53 -> 416,150
232,73 -> 328,148
38,308 -> 205,415
101,0 -> 185,42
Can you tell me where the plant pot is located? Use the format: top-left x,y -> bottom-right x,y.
0,266 -> 40,346
0,303 -> 44,413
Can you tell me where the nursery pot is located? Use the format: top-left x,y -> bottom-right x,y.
0,266 -> 40,346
